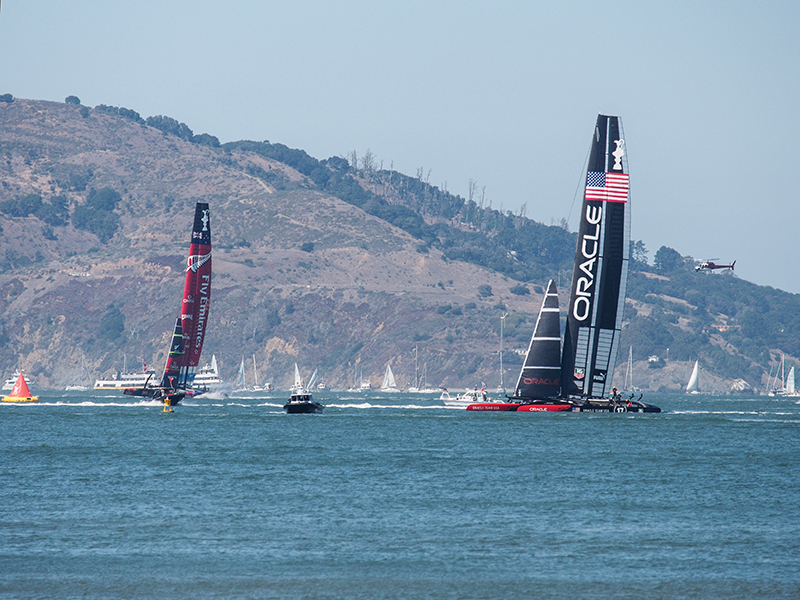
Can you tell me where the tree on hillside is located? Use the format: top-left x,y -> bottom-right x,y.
35,195 -> 69,226
631,240 -> 649,266
0,194 -> 69,226
146,115 -> 194,140
0,194 -> 43,217
65,95 -> 81,105
97,304 -> 125,341
192,133 -> 220,148
94,104 -> 144,124
510,284 -> 530,296
654,246 -> 687,273
72,187 -> 122,243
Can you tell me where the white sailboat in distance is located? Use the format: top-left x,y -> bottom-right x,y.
785,367 -> 797,396
381,364 -> 400,393
290,363 -> 304,393
686,360 -> 700,394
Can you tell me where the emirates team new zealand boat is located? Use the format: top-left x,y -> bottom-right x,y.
124,203 -> 212,406
467,114 -> 660,414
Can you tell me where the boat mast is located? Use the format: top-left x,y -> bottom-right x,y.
499,312 -> 507,390
413,346 -> 419,389
237,356 -> 246,388
624,346 -> 633,390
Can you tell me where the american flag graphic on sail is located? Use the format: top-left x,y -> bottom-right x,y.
585,171 -> 629,203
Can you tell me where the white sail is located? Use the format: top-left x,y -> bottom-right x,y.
359,369 -> 371,391
291,363 -> 304,393
307,368 -> 318,390
236,357 -> 246,389
381,365 -> 399,392
786,367 -> 795,395
66,352 -> 91,391
624,346 -> 634,390
686,360 -> 700,393
252,355 -> 259,387
407,346 -> 420,392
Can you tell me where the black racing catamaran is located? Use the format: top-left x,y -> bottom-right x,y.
469,114 -> 660,413
124,202 -> 212,407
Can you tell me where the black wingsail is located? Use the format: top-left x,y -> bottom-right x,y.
561,114 -> 630,399
160,317 -> 186,389
511,280 -> 562,400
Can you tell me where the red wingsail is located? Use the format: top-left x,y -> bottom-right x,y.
161,203 -> 211,388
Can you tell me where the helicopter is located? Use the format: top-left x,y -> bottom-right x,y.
695,259 -> 736,272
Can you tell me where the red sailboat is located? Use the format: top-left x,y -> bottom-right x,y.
124,203 -> 212,407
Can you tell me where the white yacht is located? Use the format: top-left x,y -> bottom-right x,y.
3,371 -> 34,391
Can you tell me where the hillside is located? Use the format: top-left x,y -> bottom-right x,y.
1,96 -> 798,393
0,98 -> 548,390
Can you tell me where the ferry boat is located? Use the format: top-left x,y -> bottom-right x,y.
191,354 -> 226,391
94,370 -> 156,390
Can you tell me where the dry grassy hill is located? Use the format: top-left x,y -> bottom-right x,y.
2,98 -> 796,395
0,99 -> 547,390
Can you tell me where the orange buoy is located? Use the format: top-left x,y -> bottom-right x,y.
2,372 -> 39,403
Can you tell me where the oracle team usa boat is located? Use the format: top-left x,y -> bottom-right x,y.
124,203 -> 212,406
468,114 -> 660,413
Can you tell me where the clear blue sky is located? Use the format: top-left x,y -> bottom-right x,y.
3,1 -> 799,292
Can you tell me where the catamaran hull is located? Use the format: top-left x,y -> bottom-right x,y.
467,400 -> 661,413
123,387 -> 184,405
516,404 -> 572,412
571,402 -> 661,413
162,393 -> 185,406
466,403 -> 520,411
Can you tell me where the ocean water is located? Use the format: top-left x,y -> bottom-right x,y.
1,391 -> 799,600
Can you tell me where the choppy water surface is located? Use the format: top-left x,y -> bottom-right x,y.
2,392 -> 799,599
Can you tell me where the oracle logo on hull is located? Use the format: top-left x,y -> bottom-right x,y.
572,205 -> 602,322
523,377 -> 560,386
